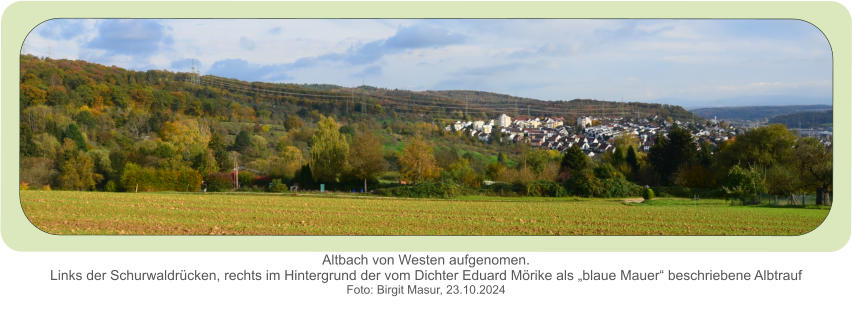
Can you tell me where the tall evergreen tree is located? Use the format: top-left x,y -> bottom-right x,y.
63,123 -> 87,151
625,145 -> 639,174
649,125 -> 696,185
560,144 -> 591,177
231,130 -> 251,153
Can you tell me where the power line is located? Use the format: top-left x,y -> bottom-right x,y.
195,75 -> 674,120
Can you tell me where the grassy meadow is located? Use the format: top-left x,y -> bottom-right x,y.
20,190 -> 829,236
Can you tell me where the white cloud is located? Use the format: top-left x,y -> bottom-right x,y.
21,19 -> 831,105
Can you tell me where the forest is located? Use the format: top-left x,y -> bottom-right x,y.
19,55 -> 832,205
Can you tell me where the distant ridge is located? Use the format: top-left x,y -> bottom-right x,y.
690,105 -> 831,121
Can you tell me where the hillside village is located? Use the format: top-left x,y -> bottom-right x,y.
444,113 -> 832,157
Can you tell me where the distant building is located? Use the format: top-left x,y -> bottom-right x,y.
473,120 -> 485,130
543,117 -> 564,128
482,124 -> 492,134
498,114 -> 512,127
453,122 -> 465,131
577,116 -> 593,128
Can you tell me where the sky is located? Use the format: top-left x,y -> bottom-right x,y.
22,19 -> 832,108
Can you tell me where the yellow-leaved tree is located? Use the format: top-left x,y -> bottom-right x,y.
310,115 -> 349,183
399,137 -> 441,184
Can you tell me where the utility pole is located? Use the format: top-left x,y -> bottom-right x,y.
190,59 -> 201,85
232,152 -> 240,190
464,95 -> 468,120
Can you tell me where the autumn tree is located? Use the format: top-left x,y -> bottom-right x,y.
717,124 -> 796,170
399,137 -> 441,183
56,139 -> 101,190
348,130 -> 386,192
444,158 -> 482,188
278,146 -> 304,178
310,115 -> 349,183
284,115 -> 304,131
159,119 -> 211,157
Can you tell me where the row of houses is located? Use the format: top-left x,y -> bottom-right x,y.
447,114 -> 747,158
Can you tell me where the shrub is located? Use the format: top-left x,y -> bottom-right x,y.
269,179 -> 289,193
121,163 -> 202,192
564,169 -> 641,198
643,188 -> 655,200
204,172 -> 233,192
565,169 -> 603,197
599,176 -> 643,198
104,180 -> 118,192
525,180 -> 567,197
723,164 -> 766,205
482,182 -> 518,196
374,181 -> 465,198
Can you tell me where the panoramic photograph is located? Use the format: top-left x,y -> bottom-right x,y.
19,19 -> 832,235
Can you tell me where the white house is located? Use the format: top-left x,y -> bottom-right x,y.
577,116 -> 593,128
473,120 -> 485,131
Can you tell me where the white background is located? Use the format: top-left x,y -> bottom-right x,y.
1,0 -> 849,312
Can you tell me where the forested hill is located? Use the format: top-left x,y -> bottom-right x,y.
18,55 -> 831,204
768,110 -> 832,129
20,54 -> 693,193
691,105 -> 832,121
420,90 -> 698,121
20,55 -> 697,124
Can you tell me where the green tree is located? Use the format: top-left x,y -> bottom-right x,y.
649,125 -> 696,185
718,124 -> 796,170
559,144 -> 590,179
486,162 -> 507,181
765,165 -> 799,205
524,150 -> 550,174
192,149 -> 219,176
443,158 -> 482,188
263,145 -> 304,179
208,131 -> 230,170
567,169 -> 603,197
723,164 -> 766,205
310,115 -> 349,183
284,115 -> 304,131
56,139 -> 101,190
625,145 -> 639,175
231,130 -> 252,152
497,152 -> 507,165
491,129 -> 504,144
793,137 -> 832,205
348,131 -> 386,191
63,123 -> 87,151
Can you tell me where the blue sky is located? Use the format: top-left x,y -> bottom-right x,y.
23,19 -> 832,107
